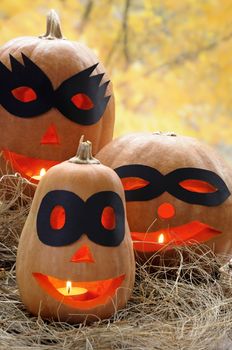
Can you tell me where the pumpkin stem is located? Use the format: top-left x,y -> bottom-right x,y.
39,9 -> 65,40
69,136 -> 100,164
153,131 -> 177,137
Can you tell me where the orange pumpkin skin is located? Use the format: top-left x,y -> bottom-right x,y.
16,141 -> 134,323
96,132 -> 232,262
0,11 -> 114,185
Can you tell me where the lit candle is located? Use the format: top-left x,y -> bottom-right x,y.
31,168 -> 46,181
66,281 -> 71,294
158,233 -> 165,244
57,281 -> 88,296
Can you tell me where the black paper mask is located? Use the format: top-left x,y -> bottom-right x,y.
0,53 -> 110,125
37,190 -> 125,247
115,165 -> 230,206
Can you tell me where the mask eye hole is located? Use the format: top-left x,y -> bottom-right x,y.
71,93 -> 94,110
121,177 -> 150,191
11,86 -> 37,102
101,206 -> 116,230
179,179 -> 217,193
50,205 -> 66,230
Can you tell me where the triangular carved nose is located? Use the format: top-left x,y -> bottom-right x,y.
70,245 -> 95,263
40,123 -> 60,145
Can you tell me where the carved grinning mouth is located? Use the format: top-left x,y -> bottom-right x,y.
3,149 -> 59,184
33,272 -> 125,309
131,221 -> 222,253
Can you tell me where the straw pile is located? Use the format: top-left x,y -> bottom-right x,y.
1,174 -> 232,350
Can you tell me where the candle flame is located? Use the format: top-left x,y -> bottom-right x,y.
40,168 -> 46,177
158,233 -> 165,244
66,281 -> 72,294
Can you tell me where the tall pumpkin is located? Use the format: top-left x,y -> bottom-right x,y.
0,10 -> 114,185
96,132 -> 232,262
16,139 -> 135,323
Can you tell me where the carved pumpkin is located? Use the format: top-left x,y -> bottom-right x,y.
96,132 -> 232,262
0,10 -> 114,185
16,139 -> 134,323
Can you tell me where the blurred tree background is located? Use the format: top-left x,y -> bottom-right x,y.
0,0 -> 232,159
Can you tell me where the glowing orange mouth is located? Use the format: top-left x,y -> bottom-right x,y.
33,272 -> 125,309
3,149 -> 59,184
131,221 -> 221,253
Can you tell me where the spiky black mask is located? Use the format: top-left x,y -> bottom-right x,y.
0,53 -> 110,125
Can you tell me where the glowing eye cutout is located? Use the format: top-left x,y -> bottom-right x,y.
179,179 -> 217,193
11,86 -> 37,102
71,93 -> 94,110
50,205 -> 66,230
121,177 -> 150,191
101,206 -> 116,230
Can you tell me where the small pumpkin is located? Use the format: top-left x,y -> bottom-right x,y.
96,132 -> 232,262
16,138 -> 134,323
0,10 -> 114,185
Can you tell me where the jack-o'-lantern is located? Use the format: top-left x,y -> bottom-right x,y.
96,132 -> 232,262
16,138 -> 135,323
0,10 -> 114,186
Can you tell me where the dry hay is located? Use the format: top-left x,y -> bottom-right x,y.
1,174 -> 232,350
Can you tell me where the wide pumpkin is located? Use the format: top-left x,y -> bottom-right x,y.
16,139 -> 135,323
96,132 -> 232,262
0,10 -> 114,185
